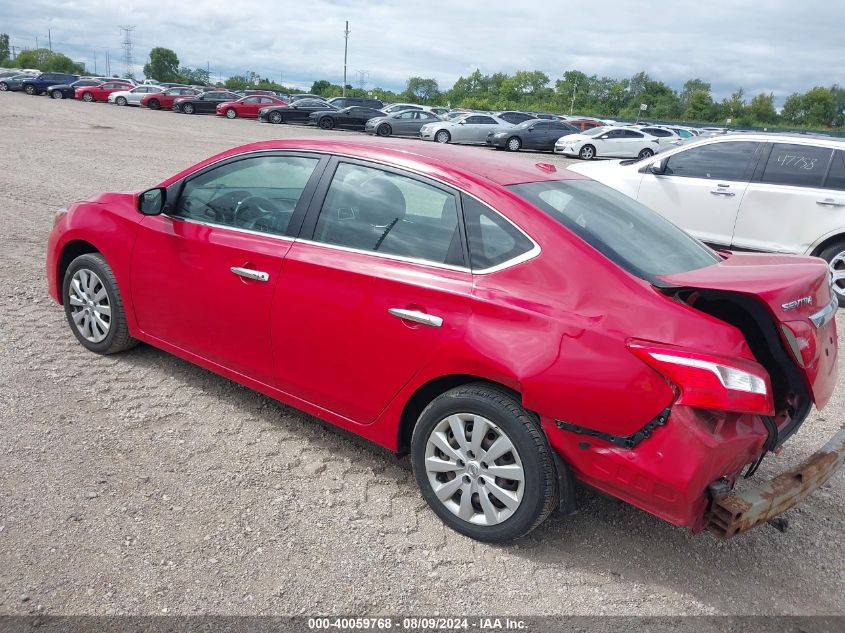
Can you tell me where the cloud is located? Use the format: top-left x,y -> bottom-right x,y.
1,0 -> 841,101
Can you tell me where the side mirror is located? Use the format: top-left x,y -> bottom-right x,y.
599,134 -> 609,140
646,158 -> 667,174
138,187 -> 166,215
458,120 -> 466,125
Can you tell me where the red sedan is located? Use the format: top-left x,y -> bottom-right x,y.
216,95 -> 288,119
46,139 -> 843,542
139,87 -> 200,110
75,81 -> 133,103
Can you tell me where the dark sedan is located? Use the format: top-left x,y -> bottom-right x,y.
172,90 -> 241,114
308,106 -> 385,130
487,119 -> 579,152
0,74 -> 33,92
259,99 -> 336,124
48,79 -> 104,100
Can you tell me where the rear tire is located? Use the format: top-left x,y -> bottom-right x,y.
0,83 -> 8,91
638,148 -> 655,159
579,144 -> 595,160
62,253 -> 138,355
817,241 -> 845,307
410,383 -> 559,542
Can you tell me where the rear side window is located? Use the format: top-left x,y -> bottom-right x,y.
825,151 -> 845,191
760,143 -> 833,188
462,195 -> 534,270
665,141 -> 759,181
313,163 -> 463,266
507,180 -> 719,279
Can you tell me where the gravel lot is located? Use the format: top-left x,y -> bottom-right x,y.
1,92 -> 844,617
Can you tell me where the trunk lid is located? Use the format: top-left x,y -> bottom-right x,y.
656,251 -> 838,408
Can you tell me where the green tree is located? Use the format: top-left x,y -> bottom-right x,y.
310,80 -> 336,96
143,47 -> 180,83
780,93 -> 805,124
683,90 -> 714,121
748,92 -> 777,124
12,48 -> 82,73
223,75 -> 250,91
680,78 -> 711,109
178,67 -> 210,85
0,33 -> 9,63
405,76 -> 439,102
802,87 -> 837,127
721,88 -> 746,122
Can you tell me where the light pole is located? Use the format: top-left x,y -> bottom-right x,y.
342,21 -> 350,97
570,82 -> 577,115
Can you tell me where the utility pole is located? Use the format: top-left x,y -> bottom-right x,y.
10,46 -> 16,61
93,51 -> 97,74
106,50 -> 110,76
570,82 -> 577,115
48,29 -> 52,52
342,20 -> 349,97
36,36 -> 39,50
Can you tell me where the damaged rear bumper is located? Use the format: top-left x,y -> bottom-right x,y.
708,425 -> 845,538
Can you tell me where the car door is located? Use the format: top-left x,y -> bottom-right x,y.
128,87 -> 147,104
523,121 -> 548,149
413,111 -> 439,134
130,153 -> 327,383
594,129 -> 627,157
732,143 -> 842,254
636,140 -> 762,246
271,158 -> 472,422
468,115 -> 501,143
392,110 -> 418,134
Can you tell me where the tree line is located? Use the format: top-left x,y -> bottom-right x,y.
4,37 -> 841,130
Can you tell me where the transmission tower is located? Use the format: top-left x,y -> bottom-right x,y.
356,70 -> 369,91
119,25 -> 135,78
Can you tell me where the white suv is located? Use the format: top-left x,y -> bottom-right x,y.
569,133 -> 845,303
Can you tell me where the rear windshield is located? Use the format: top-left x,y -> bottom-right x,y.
507,180 -> 720,278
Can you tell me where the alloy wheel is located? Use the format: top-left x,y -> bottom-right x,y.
52,90 -> 63,99
580,145 -> 594,160
829,251 -> 845,302
0,83 -> 7,91
183,104 -> 194,114
424,413 -> 525,526
226,108 -> 237,119
639,148 -> 654,159
68,269 -> 111,343
270,112 -> 283,124
116,97 -> 127,106
435,130 -> 450,143
83,92 -> 93,102
507,137 -> 521,151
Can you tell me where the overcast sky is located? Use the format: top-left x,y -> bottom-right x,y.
2,0 -> 841,102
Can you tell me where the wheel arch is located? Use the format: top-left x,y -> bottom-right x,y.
395,373 -> 521,454
56,239 -> 101,304
809,232 -> 845,258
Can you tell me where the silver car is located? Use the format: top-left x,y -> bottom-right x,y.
364,109 -> 443,137
108,85 -> 165,106
419,113 -> 513,145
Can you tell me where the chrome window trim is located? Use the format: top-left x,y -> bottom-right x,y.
159,147 -> 542,274
160,213 -> 296,243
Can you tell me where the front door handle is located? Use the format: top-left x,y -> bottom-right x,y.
388,308 -> 443,328
230,266 -> 269,282
710,189 -> 736,197
817,198 -> 845,207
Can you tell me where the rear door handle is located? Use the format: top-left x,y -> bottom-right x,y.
816,198 -> 845,207
230,267 -> 269,282
388,308 -> 443,328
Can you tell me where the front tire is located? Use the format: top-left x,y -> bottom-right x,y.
579,144 -> 595,160
148,98 -> 161,110
0,83 -> 8,91
638,148 -> 655,159
318,116 -> 334,130
182,103 -> 195,114
24,85 -> 36,95
225,108 -> 237,119
506,136 -> 522,152
411,383 -> 558,542
51,90 -> 64,100
269,111 -> 283,124
82,92 -> 94,102
377,123 -> 392,137
435,130 -> 451,144
62,253 -> 138,355
818,241 -> 845,307
116,96 -> 127,106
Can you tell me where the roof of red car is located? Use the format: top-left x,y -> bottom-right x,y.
207,138 -> 586,186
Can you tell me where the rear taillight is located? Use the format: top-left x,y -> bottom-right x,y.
628,340 -> 774,415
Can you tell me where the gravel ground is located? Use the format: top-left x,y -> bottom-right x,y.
0,92 -> 843,617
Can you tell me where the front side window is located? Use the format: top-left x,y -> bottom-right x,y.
760,143 -> 833,188
173,155 -> 320,236
664,141 -> 760,181
507,180 -> 719,279
313,162 -> 463,266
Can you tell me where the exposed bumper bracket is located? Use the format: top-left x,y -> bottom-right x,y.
707,424 -> 845,538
